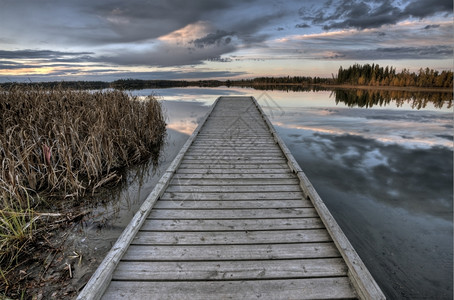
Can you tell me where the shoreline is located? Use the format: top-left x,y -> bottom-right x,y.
232,82 -> 452,93
318,84 -> 452,93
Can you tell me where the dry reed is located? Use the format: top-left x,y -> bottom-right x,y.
0,86 -> 166,280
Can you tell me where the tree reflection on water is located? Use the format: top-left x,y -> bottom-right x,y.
334,88 -> 452,109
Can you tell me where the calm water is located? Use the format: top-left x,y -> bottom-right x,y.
71,87 -> 453,299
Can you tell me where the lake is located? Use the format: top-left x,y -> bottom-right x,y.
71,86 -> 453,299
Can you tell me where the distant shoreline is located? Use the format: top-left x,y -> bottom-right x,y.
318,84 -> 453,93
1,81 -> 452,93
232,82 -> 452,93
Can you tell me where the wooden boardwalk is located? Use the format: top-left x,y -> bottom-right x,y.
78,97 -> 385,299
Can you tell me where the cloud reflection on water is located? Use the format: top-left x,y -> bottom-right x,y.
271,106 -> 453,149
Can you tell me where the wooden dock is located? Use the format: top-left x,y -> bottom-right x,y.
78,97 -> 385,299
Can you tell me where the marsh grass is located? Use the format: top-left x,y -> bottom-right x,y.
0,86 -> 166,293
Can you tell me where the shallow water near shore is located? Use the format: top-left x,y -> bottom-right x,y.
68,87 -> 452,299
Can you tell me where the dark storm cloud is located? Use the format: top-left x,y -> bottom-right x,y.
230,11 -> 287,46
402,0 -> 453,18
90,6 -> 287,67
0,49 -> 93,60
436,135 -> 454,141
325,45 -> 453,60
424,24 -> 441,30
80,0 -> 238,43
78,0 -> 274,45
192,30 -> 234,48
300,0 -> 453,30
295,23 -> 311,28
0,62 -> 101,70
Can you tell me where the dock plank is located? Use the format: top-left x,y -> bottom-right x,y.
102,278 -> 357,300
154,199 -> 312,209
112,258 -> 348,280
165,185 -> 302,193
160,191 -> 304,200
140,218 -> 323,231
169,178 -> 299,186
132,229 -> 331,245
122,243 -> 340,261
147,208 -> 318,219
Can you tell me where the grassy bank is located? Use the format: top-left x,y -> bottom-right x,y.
0,87 -> 166,296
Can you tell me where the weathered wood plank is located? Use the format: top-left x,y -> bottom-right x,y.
122,242 -> 340,261
188,144 -> 281,149
180,159 -> 287,164
132,229 -> 331,245
194,138 -> 275,141
172,173 -> 295,179
112,258 -> 348,280
160,191 -> 304,200
165,185 -> 301,193
183,155 -> 285,160
199,132 -> 270,135
185,151 -> 283,156
141,218 -> 322,231
147,208 -> 317,219
175,168 -> 292,174
154,199 -> 312,209
178,163 -> 289,169
102,278 -> 356,300
169,178 -> 299,186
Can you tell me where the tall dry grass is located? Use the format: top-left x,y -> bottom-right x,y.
0,86 -> 166,278
0,86 -> 165,205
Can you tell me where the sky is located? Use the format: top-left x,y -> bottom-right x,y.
0,0 -> 452,82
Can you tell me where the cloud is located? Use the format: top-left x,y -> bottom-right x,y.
299,0 -> 453,30
192,30 -> 234,48
295,23 -> 311,28
424,24 -> 441,30
0,50 -> 93,60
325,45 -> 453,60
98,24 -> 237,67
271,20 -> 453,61
71,0 -> 239,44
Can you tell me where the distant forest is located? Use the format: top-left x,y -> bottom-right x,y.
0,64 -> 451,90
336,63 -> 453,88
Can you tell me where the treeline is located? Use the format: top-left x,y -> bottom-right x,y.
336,64 -> 453,88
0,79 -> 225,90
232,76 -> 332,85
110,79 -> 225,89
0,81 -> 110,90
235,84 -> 329,92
